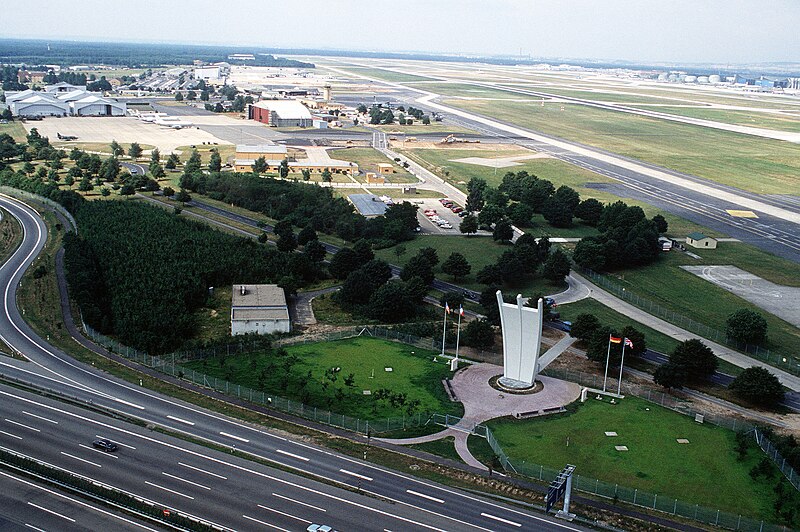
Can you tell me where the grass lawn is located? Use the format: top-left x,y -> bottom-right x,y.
482,396 -> 777,518
374,122 -> 480,135
629,106 -> 800,133
191,285 -> 232,341
443,99 -> 800,195
373,235 -> 564,295
0,120 -> 28,142
556,298 -> 681,355
329,147 -> 417,183
409,82 -> 544,100
500,85 -> 687,106
344,67 -> 435,83
173,144 -> 235,163
181,337 -> 463,421
606,243 -> 800,362
52,142 -> 156,156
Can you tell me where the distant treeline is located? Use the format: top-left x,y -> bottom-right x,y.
0,39 -> 314,69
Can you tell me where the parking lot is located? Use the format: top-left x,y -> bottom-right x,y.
416,197 -> 466,234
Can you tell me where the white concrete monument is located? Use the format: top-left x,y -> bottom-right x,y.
496,290 -> 544,389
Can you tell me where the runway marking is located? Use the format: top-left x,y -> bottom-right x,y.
0,430 -> 22,440
242,514 -> 290,531
162,472 -> 211,490
95,436 -> 135,450
60,451 -> 101,468
144,481 -> 194,500
276,449 -> 309,461
23,411 -> 58,424
5,419 -> 40,432
27,502 -> 75,522
407,490 -> 445,504
257,504 -> 311,523
339,469 -> 373,481
178,462 -> 227,480
272,492 -> 326,512
481,512 -> 522,527
219,431 -> 249,443
79,444 -> 118,458
166,415 -> 195,426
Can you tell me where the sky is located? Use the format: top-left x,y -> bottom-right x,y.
3,0 -> 799,65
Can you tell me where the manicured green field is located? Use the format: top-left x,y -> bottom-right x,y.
0,120 -> 28,142
329,147 -> 417,183
556,298 -> 680,355
629,106 -> 800,132
607,243 -> 800,362
482,397 -> 776,517
344,67 -> 435,83
182,337 -> 462,420
502,86 -> 686,105
443,99 -> 800,195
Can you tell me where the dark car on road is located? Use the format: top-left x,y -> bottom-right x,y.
92,438 -> 118,452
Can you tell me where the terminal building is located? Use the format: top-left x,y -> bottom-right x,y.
248,100 -> 313,127
231,284 -> 291,336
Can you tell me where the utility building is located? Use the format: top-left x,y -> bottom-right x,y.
231,284 -> 291,336
248,100 -> 313,127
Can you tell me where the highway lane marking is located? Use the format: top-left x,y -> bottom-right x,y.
24,524 -> 46,532
407,490 -> 445,504
95,435 -> 136,450
272,492 -> 326,512
339,469 -> 373,481
60,451 -> 101,468
22,411 -> 58,424
257,504 -> 311,523
481,512 -> 522,527
276,449 -> 309,461
144,481 -> 194,500
27,502 -> 75,522
5,419 -> 40,432
162,472 -> 211,490
178,462 -> 227,480
242,514 -> 290,531
79,444 -> 118,459
0,430 -> 22,440
166,415 -> 195,426
219,431 -> 249,443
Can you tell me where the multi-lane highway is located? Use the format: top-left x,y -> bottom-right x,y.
0,194 -> 589,530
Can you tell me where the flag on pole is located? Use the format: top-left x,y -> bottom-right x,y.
624,338 -> 634,348
609,336 -> 622,344
459,306 -> 465,317
445,303 -> 451,314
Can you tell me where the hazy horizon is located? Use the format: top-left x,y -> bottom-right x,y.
2,0 -> 799,65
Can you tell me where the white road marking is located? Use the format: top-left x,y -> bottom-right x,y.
219,431 -> 249,443
0,430 -> 22,440
166,415 -> 195,426
94,436 -> 135,450
272,492 -> 326,512
144,481 -> 194,500
60,452 -> 101,468
257,504 -> 311,523
162,472 -> 211,490
24,524 -> 47,531
481,512 -> 522,527
27,502 -> 75,522
79,444 -> 118,458
339,469 -> 372,481
275,449 -> 309,461
242,514 -> 290,531
5,419 -> 40,432
406,490 -> 445,504
178,462 -> 227,480
22,411 -> 58,424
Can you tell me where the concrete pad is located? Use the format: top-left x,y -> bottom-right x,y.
449,153 -> 550,169
605,431 -> 618,437
681,265 -> 800,327
726,210 -> 759,218
615,445 -> 629,451
677,439 -> 690,444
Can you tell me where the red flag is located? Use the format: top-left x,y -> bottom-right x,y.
609,336 -> 622,344
459,306 -> 465,317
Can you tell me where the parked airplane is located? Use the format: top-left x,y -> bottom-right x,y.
57,132 -> 78,141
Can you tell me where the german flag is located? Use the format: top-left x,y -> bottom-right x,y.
609,336 -> 622,344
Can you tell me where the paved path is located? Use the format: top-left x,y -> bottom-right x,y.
571,272 -> 800,391
290,285 -> 341,326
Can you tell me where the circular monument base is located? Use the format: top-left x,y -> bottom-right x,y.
491,376 -> 544,395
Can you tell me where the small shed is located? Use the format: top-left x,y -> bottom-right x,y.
231,284 -> 291,335
365,172 -> 385,184
377,163 -> 395,174
686,232 -> 717,249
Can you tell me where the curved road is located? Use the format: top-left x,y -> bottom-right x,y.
0,194 -> 590,531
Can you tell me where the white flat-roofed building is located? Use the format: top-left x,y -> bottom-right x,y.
231,284 -> 291,335
248,100 -> 313,127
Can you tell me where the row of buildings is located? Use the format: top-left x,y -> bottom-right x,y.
5,82 -> 126,118
232,144 -> 358,175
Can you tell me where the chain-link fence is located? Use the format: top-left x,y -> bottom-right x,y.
754,428 -> 800,491
579,268 -> 798,376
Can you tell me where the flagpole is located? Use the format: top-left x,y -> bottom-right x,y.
617,339 -> 627,397
602,334 -> 611,392
455,307 -> 462,361
441,303 -> 448,356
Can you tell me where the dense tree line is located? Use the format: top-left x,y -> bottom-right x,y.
63,201 -> 317,354
0,65 -> 28,91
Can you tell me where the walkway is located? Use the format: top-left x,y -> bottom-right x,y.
379,363 -> 581,471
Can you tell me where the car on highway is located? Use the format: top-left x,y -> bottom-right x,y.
92,438 -> 118,452
307,525 -> 334,532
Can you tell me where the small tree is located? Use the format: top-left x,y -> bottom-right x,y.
459,214 -> 479,236
252,156 -> 268,175
321,169 -> 332,183
186,90 -> 197,100
542,248 -> 571,283
128,142 -> 142,159
175,189 -> 191,203
492,219 -> 514,243
119,184 -> 135,196
109,140 -> 124,157
570,313 -> 601,341
150,163 -> 166,179
301,169 -> 311,181
652,214 -> 668,233
165,153 -> 179,170
441,252 -> 471,280
726,309 -> 768,345
279,158 -> 290,179
670,339 -> 717,382
208,149 -> 222,172
462,319 -> 495,349
297,226 -> 318,246
162,186 -> 175,198
174,92 -> 184,101
653,362 -> 687,390
729,367 -> 784,408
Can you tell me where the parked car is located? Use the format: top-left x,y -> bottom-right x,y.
92,438 -> 118,452
307,525 -> 334,532
451,206 -> 463,213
